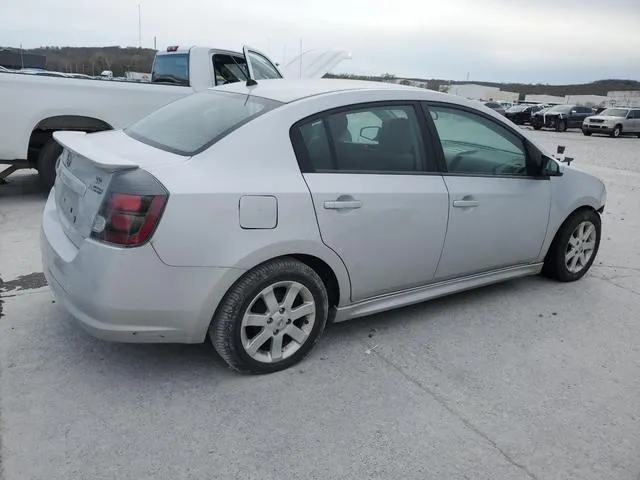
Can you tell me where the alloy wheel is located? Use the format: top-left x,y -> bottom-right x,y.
240,281 -> 316,363
565,221 -> 597,274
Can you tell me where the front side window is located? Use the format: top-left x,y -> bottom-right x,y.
296,105 -> 425,173
213,54 -> 248,85
246,51 -> 282,80
427,105 -> 528,176
631,110 -> 640,119
126,91 -> 282,155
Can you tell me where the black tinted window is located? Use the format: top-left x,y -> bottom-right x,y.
296,105 -> 425,173
126,91 -> 281,155
151,53 -> 189,86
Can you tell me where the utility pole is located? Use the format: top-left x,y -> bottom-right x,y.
138,4 -> 142,48
20,43 -> 24,69
154,36 -> 157,50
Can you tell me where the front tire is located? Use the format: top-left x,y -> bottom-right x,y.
542,209 -> 601,282
36,138 -> 63,191
611,125 -> 622,138
533,123 -> 542,130
582,130 -> 592,136
556,119 -> 567,132
209,257 -> 329,374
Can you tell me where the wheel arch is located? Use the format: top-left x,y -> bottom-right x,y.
541,204 -> 601,263
27,115 -> 113,162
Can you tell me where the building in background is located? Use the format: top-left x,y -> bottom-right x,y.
0,48 -> 46,70
445,83 -> 518,101
524,94 -> 565,104
564,95 -> 608,107
607,91 -> 640,107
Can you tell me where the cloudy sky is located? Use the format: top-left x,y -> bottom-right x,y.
3,0 -> 639,83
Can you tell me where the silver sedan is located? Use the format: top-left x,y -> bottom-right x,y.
41,78 -> 606,374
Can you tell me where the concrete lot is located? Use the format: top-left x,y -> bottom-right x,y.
1,130 -> 639,480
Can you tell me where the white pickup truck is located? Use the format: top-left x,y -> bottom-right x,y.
0,45 -> 348,189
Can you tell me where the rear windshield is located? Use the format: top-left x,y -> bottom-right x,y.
125,91 -> 282,155
152,53 -> 190,86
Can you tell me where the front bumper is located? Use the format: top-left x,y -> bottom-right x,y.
41,192 -> 243,344
582,124 -> 614,134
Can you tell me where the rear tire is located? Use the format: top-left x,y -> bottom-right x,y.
209,257 -> 329,374
533,123 -> 542,130
542,209 -> 601,282
610,125 -> 622,138
36,138 -> 63,191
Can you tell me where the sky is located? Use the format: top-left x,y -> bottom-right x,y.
3,0 -> 640,84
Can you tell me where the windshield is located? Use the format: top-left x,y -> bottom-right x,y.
151,53 -> 189,86
125,91 -> 282,155
546,105 -> 573,114
599,108 -> 628,117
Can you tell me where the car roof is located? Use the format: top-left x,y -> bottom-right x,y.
211,78 -> 438,104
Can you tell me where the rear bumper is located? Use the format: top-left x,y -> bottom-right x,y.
41,191 -> 245,343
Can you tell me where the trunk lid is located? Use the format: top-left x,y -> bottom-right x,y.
52,130 -> 183,247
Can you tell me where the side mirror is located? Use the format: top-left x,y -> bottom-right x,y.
359,126 -> 380,141
542,155 -> 563,176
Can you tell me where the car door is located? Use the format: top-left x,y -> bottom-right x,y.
629,109 -> 640,133
243,45 -> 284,80
291,103 -> 450,302
243,45 -> 349,80
423,103 -> 552,280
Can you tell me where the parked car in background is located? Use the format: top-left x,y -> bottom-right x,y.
505,104 -> 546,125
42,78 -> 606,374
531,104 -> 593,131
582,107 -> 640,137
483,101 -> 506,116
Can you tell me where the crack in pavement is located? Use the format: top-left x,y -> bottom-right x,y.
591,274 -> 640,298
593,264 -> 640,274
367,341 -> 540,480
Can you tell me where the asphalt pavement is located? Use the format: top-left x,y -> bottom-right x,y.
1,130 -> 639,480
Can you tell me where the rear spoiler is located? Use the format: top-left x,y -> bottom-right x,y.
53,131 -> 139,171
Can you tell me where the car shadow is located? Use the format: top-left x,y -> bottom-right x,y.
52,275 -> 551,379
0,169 -> 47,199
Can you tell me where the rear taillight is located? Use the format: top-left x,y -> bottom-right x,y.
91,170 -> 168,247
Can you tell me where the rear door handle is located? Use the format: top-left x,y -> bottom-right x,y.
453,200 -> 479,208
324,200 -> 362,210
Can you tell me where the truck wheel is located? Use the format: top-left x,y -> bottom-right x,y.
533,124 -> 542,130
610,125 -> 622,138
37,139 -> 63,191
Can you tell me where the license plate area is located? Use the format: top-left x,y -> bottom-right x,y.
56,183 -> 81,226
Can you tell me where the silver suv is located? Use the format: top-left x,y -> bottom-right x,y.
582,107 -> 640,138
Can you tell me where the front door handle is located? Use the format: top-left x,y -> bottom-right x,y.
453,200 -> 479,208
324,200 -> 362,210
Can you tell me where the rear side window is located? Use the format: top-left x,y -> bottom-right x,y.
126,91 -> 282,155
294,105 -> 426,173
151,53 -> 189,86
